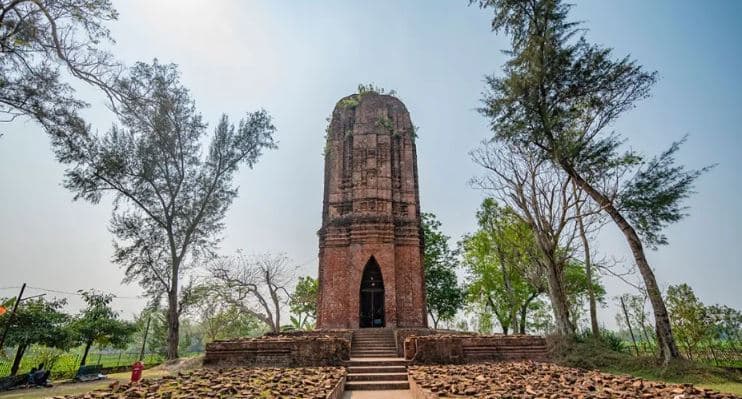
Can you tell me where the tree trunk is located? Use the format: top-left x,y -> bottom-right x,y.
431,314 -> 439,330
573,183 -> 600,338
166,288 -> 180,360
621,296 -> 640,356
80,340 -> 93,366
9,344 -> 26,376
519,292 -> 539,334
543,259 -> 573,335
562,162 -> 680,363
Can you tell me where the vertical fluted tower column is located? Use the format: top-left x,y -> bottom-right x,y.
317,92 -> 427,329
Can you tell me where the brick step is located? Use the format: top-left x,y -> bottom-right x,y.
352,350 -> 398,355
354,332 -> 394,335
352,347 -> 397,351
347,365 -> 407,374
352,349 -> 397,353
346,358 -> 407,367
347,372 -> 408,382
345,381 -> 410,391
351,353 -> 399,358
352,341 -> 396,345
352,346 -> 397,351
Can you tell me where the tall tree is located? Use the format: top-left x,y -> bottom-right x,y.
57,61 -> 276,359
209,252 -> 295,334
0,0 -> 122,138
0,297 -> 71,376
421,213 -> 465,329
473,0 -> 711,362
289,276 -> 319,330
572,182 -> 601,338
562,260 -> 605,330
616,293 -> 656,353
705,305 -> 741,344
199,303 -> 263,342
70,290 -> 136,366
461,199 -> 544,334
472,143 -> 592,335
666,284 -> 710,360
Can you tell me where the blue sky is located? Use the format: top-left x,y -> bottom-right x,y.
0,0 -> 739,328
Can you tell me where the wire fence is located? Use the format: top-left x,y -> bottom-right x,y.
627,340 -> 742,368
0,349 -> 167,379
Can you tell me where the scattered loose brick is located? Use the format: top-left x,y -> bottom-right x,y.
408,361 -> 740,398
57,367 -> 345,399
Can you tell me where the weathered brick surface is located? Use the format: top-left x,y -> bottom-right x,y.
404,334 -> 548,364
317,93 -> 427,329
203,334 -> 351,368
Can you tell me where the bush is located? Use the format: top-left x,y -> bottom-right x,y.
573,329 -> 626,353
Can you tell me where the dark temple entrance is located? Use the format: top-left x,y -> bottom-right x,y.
359,258 -> 385,328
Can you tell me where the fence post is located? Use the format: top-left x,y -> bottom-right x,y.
620,296 -> 640,356
139,317 -> 151,361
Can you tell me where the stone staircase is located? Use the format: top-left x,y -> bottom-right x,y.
345,328 -> 409,391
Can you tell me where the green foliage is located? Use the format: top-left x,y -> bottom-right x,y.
0,297 -> 71,351
474,0 -> 711,362
69,290 -> 136,365
461,199 -> 543,334
0,296 -> 72,375
550,335 -> 741,387
666,284 -> 712,360
421,213 -> 466,329
563,260 -> 605,327
56,60 -> 277,359
356,83 -> 396,96
338,83 -> 397,110
202,305 -> 264,342
615,293 -> 657,354
0,0 -> 120,138
375,116 -> 395,133
706,305 -> 742,342
338,96 -> 360,109
289,276 -> 319,330
619,137 -> 715,247
576,329 -> 626,353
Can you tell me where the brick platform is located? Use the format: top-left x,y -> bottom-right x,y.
204,332 -> 352,368
403,334 -> 548,364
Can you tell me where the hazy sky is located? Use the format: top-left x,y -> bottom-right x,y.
1,1 -> 740,329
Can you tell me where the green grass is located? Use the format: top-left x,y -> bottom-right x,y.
696,382 -> 742,396
0,368 -> 171,399
0,347 -> 177,379
550,335 -> 742,396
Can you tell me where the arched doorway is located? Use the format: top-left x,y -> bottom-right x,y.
359,258 -> 385,328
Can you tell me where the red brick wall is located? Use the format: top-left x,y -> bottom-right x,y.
317,93 -> 427,329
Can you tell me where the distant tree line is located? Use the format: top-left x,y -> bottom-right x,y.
1,0 -> 734,371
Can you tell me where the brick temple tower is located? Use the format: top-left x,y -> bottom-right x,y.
317,92 -> 427,329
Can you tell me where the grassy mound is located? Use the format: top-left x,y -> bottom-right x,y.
547,334 -> 742,395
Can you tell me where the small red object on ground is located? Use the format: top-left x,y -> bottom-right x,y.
131,361 -> 143,382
